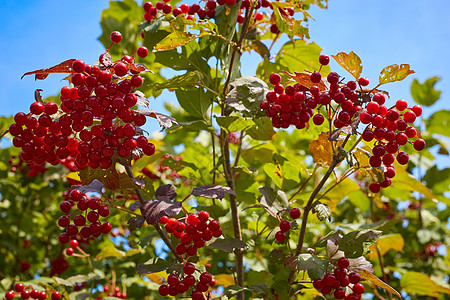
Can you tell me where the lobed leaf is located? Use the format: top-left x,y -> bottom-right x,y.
207,238 -> 247,252
258,186 -> 289,217
73,179 -> 104,194
338,229 -> 381,258
332,51 -> 362,80
367,233 -> 404,260
226,76 -> 269,115
155,184 -> 177,201
154,31 -> 209,52
426,110 -> 450,137
410,76 -> 442,106
137,258 -> 175,276
400,271 -> 450,297
140,199 -> 182,225
137,108 -> 178,129
378,64 -> 415,86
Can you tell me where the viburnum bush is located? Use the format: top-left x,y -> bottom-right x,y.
1,0 -> 449,299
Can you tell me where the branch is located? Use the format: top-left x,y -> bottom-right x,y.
124,165 -> 183,263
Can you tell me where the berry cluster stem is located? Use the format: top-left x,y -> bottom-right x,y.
289,153 -> 344,283
124,165 -> 183,263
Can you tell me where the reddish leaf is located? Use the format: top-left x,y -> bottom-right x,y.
192,185 -> 236,200
155,184 -> 177,201
280,70 -> 327,91
140,199 -> 182,225
35,89 -> 44,103
22,59 -> 76,80
378,64 -> 415,86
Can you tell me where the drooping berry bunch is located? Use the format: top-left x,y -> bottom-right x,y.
260,54 -> 425,193
312,257 -> 365,299
359,98 -> 425,193
7,155 -> 47,177
58,188 -> 112,246
9,31 -> 155,171
5,282 -> 62,300
275,207 -> 301,242
98,284 -> 128,299
49,255 -> 70,277
158,211 -> 221,298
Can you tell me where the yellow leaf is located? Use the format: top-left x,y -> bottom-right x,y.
154,31 -> 209,51
359,270 -> 402,299
309,132 -> 335,167
65,172 -> 80,181
145,272 -> 166,284
400,271 -> 450,297
214,274 -> 235,288
378,64 -> 415,86
332,51 -> 363,80
280,71 -> 327,91
367,234 -> 404,260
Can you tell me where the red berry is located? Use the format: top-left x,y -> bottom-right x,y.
69,239 -> 79,248
51,291 -> 61,300
289,208 -> 301,219
15,283 -> 24,292
183,262 -> 196,275
397,152 -> 409,165
395,99 -> 408,111
369,182 -> 381,193
310,72 -> 322,83
411,105 -> 422,117
21,290 -> 31,299
366,101 -> 379,114
358,77 -> 369,86
198,211 -> 210,222
275,231 -> 286,242
319,54 -> 330,65
313,278 -> 323,290
413,138 -> 426,151
158,285 -> 169,296
269,73 -> 281,85
66,247 -> 74,256
313,114 -> 325,125
255,12 -> 264,21
403,110 -> 417,123
5,290 -> 15,300
353,283 -> 365,294
199,272 -> 212,284
348,272 -> 361,284
110,31 -> 122,43
334,288 -> 346,299
30,102 -> 45,115
160,215 -> 169,224
373,93 -> 385,105
327,72 -> 340,84
279,220 -> 291,232
337,257 -> 350,268
137,46 -> 148,58
187,214 -> 199,225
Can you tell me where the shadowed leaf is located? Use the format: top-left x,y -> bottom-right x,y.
137,258 -> 175,275
338,229 -> 381,258
140,199 -> 182,225
137,108 -> 178,129
258,186 -> 289,217
74,179 -> 104,194
192,185 -> 236,200
128,216 -> 145,231
155,184 -> 177,201
207,238 -> 247,252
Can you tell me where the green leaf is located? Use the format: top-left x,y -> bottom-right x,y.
216,116 -> 256,133
427,110 -> 450,137
247,117 -> 277,140
400,271 -> 450,297
271,2 -> 309,38
332,51 -> 363,80
154,31 -> 209,51
250,40 -> 270,59
423,166 -> 450,195
410,76 -> 442,106
175,87 -> 212,120
53,274 -> 99,286
378,64 -> 415,86
146,71 -> 203,92
96,241 -> 126,259
338,229 -> 381,258
263,163 -> 283,188
207,238 -> 247,252
137,258 -> 175,276
297,253 -> 324,271
225,76 -> 269,115
392,165 -> 437,201
247,270 -> 274,288
257,186 -> 289,217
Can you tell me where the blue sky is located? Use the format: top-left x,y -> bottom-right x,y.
1,0 -> 449,124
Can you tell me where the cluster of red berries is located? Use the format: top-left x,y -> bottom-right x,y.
58,189 -> 112,245
9,31 -> 155,171
359,98 -> 425,193
143,0 -> 238,22
5,282 -> 61,300
260,54 -> 425,193
49,255 -> 70,276
7,155 -> 47,177
425,241 -> 442,257
98,285 -> 127,299
158,211 -> 221,298
313,257 -> 365,299
275,207 -> 301,242
158,262 -> 216,299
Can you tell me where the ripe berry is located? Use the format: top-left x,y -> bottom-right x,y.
69,239 -> 79,248
334,288 -> 346,299
255,12 -> 264,21
313,114 -> 324,125
397,152 -> 409,165
158,285 -> 169,296
269,73 -> 281,85
14,283 -> 24,292
403,111 -> 417,123
348,272 -> 361,284
313,278 -> 324,290
21,290 -> 31,299
310,72 -> 322,83
5,290 -> 15,300
114,62 -> 128,77
279,220 -> 291,232
366,101 -> 379,114
110,31 -> 122,43
411,105 -> 422,117
199,272 -> 213,284
66,248 -> 74,256
327,72 -> 340,84
353,283 -> 365,294
413,138 -> 426,151
369,182 -> 381,193
275,231 -> 286,242
137,46 -> 148,58
373,93 -> 385,105
395,99 -> 408,111
30,102 -> 45,115
337,257 -> 350,268
198,211 -> 210,222
319,54 -> 330,65
183,262 -> 196,275
289,208 -> 301,219
358,77 -> 369,86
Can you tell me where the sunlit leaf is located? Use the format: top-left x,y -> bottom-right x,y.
22,59 -> 76,80
96,242 -> 126,259
332,51 -> 362,80
360,270 -> 402,298
309,132 -> 337,167
214,274 -> 236,288
367,234 -> 404,260
400,271 -> 450,297
427,110 -> 450,137
378,64 -> 415,86
339,229 -> 381,258
154,31 -> 209,52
